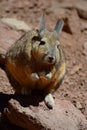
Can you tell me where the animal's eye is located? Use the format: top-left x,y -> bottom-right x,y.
39,41 -> 45,45
57,44 -> 59,48
32,36 -> 41,41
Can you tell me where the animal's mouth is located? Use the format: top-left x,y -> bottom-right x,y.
46,57 -> 56,64
42,55 -> 56,65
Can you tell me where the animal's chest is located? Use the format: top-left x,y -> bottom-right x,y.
6,59 -> 54,90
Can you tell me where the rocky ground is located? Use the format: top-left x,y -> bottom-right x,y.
0,0 -> 87,130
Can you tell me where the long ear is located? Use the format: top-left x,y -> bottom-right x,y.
39,14 -> 46,34
54,19 -> 64,36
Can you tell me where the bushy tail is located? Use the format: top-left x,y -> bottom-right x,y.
0,54 -> 6,70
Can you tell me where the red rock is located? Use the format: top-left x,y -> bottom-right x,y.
4,98 -> 87,130
0,21 -> 21,54
0,21 -> 21,94
75,1 -> 87,19
83,42 -> 87,56
63,10 -> 81,34
54,0 -> 87,20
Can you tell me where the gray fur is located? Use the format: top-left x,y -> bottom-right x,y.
54,19 -> 64,36
39,14 -> 46,34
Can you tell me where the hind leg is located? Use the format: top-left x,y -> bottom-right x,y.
44,93 -> 54,109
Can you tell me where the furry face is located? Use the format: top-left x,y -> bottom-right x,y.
31,31 -> 60,67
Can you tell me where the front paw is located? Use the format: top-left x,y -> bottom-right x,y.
31,73 -> 39,79
46,72 -> 52,79
44,93 -> 54,109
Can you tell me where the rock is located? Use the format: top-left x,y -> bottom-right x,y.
52,9 -> 81,34
0,68 -> 14,94
0,21 -> 21,94
52,1 -> 87,20
52,1 -> 87,34
4,98 -> 87,130
81,19 -> 87,33
84,102 -> 87,119
0,21 -> 21,54
75,101 -> 83,110
1,18 -> 31,31
69,64 -> 82,75
52,8 -> 81,34
83,42 -> 87,57
75,1 -> 87,20
50,2 -> 82,34
63,10 -> 81,34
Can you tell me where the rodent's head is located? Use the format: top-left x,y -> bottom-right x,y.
31,15 -> 64,67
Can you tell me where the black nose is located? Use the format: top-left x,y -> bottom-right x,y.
48,56 -> 55,63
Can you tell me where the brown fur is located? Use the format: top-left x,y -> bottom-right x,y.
5,29 -> 66,93
0,17 -> 66,108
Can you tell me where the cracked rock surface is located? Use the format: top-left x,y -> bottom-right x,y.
4,98 -> 87,130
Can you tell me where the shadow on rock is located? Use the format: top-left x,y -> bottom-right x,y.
0,91 -> 44,112
0,91 -> 44,130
